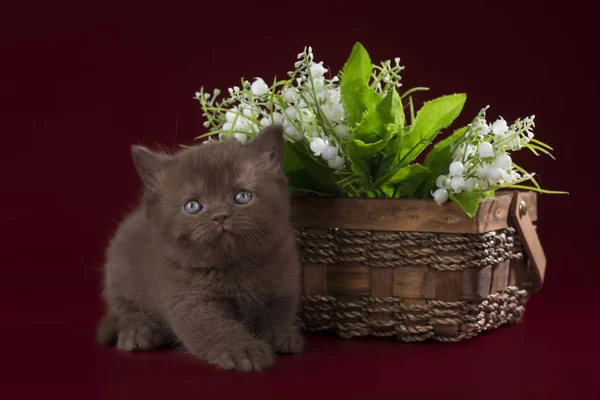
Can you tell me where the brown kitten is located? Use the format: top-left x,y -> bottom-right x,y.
96,125 -> 304,371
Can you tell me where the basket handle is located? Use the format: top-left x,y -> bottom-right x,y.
509,191 -> 547,292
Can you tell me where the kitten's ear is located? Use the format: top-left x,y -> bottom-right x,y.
248,124 -> 284,168
131,146 -> 172,191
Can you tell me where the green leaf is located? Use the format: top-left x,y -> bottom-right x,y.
397,93 -> 467,166
352,108 -> 383,144
283,142 -> 340,195
377,88 -> 405,130
415,126 -> 468,197
346,132 -> 393,188
449,191 -> 482,218
376,165 -> 430,198
340,43 -> 380,127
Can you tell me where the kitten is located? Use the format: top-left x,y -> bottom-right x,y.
96,125 -> 304,371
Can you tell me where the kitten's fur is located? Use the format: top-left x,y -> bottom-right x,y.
97,125 -> 304,371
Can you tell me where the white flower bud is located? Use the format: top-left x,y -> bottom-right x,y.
284,106 -> 298,121
250,78 -> 269,96
476,163 -> 489,179
242,108 -> 253,118
260,117 -> 271,127
233,133 -> 247,143
283,88 -> 298,102
222,122 -> 233,131
272,112 -> 284,125
284,124 -> 301,140
310,62 -> 328,78
449,161 -> 464,177
225,108 -> 237,122
436,175 -> 451,189
321,146 -> 338,161
478,142 -> 494,158
333,124 -> 349,139
450,176 -> 465,192
487,167 -> 503,182
491,118 -> 508,135
464,178 -> 477,191
310,138 -> 328,156
202,121 -> 210,128
493,154 -> 512,170
432,188 -> 449,205
327,155 -> 344,169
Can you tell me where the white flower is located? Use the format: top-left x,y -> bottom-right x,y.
493,154 -> 512,170
321,146 -> 338,161
473,119 -> 490,135
464,178 -> 477,191
436,175 -> 451,189
310,62 -> 328,78
450,176 -> 465,192
284,124 -> 301,140
242,108 -> 253,118
478,142 -> 494,158
233,133 -> 247,143
449,161 -> 464,177
283,88 -> 298,102
222,122 -> 233,131
478,178 -> 489,190
225,108 -> 238,122
476,163 -> 489,179
487,167 -> 503,182
310,138 -> 328,156
432,188 -> 449,205
272,112 -> 284,125
333,124 -> 349,139
502,171 -> 514,183
326,88 -> 341,104
511,171 -> 522,180
250,78 -> 269,96
327,156 -> 344,169
491,118 -> 509,135
284,106 -> 298,121
260,117 -> 271,127
322,104 -> 344,122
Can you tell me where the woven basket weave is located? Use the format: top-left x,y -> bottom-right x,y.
292,191 -> 544,342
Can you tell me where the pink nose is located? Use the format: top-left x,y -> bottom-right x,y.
212,213 -> 228,224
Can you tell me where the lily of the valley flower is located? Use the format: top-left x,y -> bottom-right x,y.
250,78 -> 269,96
432,188 -> 449,205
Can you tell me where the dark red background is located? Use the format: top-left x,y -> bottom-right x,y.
1,1 -> 598,399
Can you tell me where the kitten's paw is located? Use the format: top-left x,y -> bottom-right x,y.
272,326 -> 305,354
116,318 -> 168,352
207,339 -> 275,372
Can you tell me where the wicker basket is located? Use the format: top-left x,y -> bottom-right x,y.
292,191 -> 545,342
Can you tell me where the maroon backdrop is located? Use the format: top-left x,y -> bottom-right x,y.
1,0 -> 598,399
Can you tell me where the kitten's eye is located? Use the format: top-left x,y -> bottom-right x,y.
233,190 -> 253,205
183,200 -> 203,214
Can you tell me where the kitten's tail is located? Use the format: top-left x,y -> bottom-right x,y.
96,314 -> 119,346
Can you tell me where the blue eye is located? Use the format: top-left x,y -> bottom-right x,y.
183,200 -> 203,214
233,190 -> 252,205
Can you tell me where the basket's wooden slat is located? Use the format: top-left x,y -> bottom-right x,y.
509,258 -> 532,290
404,299 -> 426,305
491,260 -> 510,293
303,264 -> 327,295
422,270 -> 437,299
510,192 -> 546,292
498,190 -> 538,221
460,266 -> 492,300
292,192 -> 537,234
326,264 -> 370,296
434,271 -> 461,301
370,268 -> 394,326
434,325 -> 459,337
392,267 -> 426,298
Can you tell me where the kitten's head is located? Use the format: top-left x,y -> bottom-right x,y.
131,125 -> 290,268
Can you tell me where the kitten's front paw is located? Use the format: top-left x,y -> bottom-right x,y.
116,321 -> 168,352
206,339 -> 275,372
272,326 -> 305,354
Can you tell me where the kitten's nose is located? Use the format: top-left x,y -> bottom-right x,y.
212,213 -> 228,224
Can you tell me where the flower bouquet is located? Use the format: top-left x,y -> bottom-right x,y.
194,42 -> 563,217
193,43 -> 564,342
